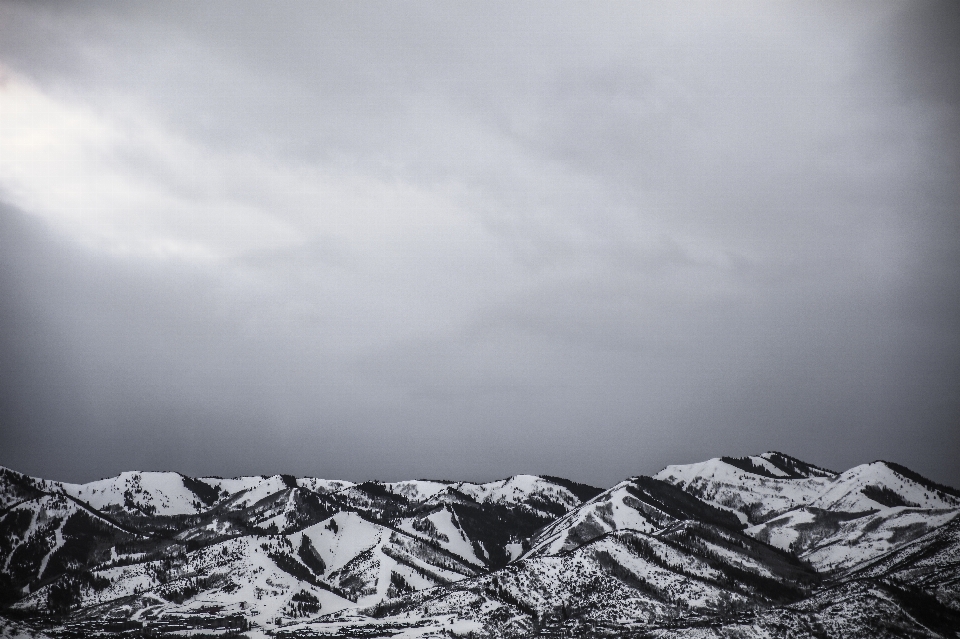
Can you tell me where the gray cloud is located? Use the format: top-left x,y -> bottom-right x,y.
0,2 -> 957,487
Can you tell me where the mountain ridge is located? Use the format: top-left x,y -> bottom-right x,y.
1,453 -> 958,638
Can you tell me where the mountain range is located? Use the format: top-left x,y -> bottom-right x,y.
1,452 -> 958,638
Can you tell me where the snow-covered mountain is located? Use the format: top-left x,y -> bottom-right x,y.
659,454 -> 960,575
1,454 -> 958,638
654,452 -> 838,524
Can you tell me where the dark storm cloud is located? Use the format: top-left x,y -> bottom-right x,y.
0,2 -> 957,487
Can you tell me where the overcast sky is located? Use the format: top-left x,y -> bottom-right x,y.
0,1 -> 957,488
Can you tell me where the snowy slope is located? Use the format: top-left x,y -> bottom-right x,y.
0,468 -> 51,511
290,511 -> 478,605
1,494 -> 78,585
849,516 -> 960,611
748,506 -> 960,573
808,461 -> 960,512
205,474 -> 294,511
382,480 -> 454,503
395,505 -> 487,568
238,486 -> 337,534
15,534 -> 356,630
657,455 -> 959,527
727,459 -> 960,573
525,476 -> 742,558
455,475 -> 588,518
59,472 -> 212,516
296,477 -> 355,494
524,480 -> 661,558
295,521 -> 816,638
0,492 -> 143,591
654,453 -> 836,524
13,510 -> 482,629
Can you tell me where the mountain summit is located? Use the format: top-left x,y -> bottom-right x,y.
1,455 -> 958,638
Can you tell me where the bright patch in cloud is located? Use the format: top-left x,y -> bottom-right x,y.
0,70 -> 478,268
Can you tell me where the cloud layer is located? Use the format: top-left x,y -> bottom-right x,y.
0,2 -> 957,486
